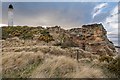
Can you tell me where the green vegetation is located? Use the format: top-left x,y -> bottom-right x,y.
107,55 -> 120,78
99,55 -> 114,63
2,26 -> 34,40
38,30 -> 54,43
2,26 -> 54,43
99,55 -> 120,78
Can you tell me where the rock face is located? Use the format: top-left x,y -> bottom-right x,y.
2,23 -> 117,56
67,23 -> 116,56
41,23 -> 116,56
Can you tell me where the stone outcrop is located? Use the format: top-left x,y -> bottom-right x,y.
68,23 -> 116,56
40,23 -> 117,56
2,23 -> 117,56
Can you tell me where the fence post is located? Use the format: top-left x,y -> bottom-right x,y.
76,49 -> 79,62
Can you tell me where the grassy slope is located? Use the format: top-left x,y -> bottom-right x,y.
2,45 -> 119,78
1,26 -> 120,78
2,51 -> 105,78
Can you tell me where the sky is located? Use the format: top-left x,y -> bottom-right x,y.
1,2 -> 119,46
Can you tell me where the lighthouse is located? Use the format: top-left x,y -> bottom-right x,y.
8,4 -> 14,26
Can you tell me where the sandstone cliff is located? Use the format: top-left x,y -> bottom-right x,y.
67,23 -> 116,56
2,23 -> 117,56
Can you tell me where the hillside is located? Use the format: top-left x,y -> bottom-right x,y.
1,23 -> 120,78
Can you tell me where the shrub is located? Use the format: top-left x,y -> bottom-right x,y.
20,32 -> 33,40
40,30 -> 49,35
107,55 -> 120,78
54,42 -> 61,46
2,26 -> 35,40
99,55 -> 114,63
61,40 -> 79,48
38,30 -> 54,43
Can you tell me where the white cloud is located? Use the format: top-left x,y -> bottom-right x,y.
92,3 -> 108,19
0,24 -> 17,27
0,24 -> 8,27
104,5 -> 118,30
103,5 -> 119,46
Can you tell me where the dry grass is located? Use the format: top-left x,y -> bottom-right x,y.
2,50 -> 117,78
2,41 -> 117,78
30,55 -> 106,78
2,52 -> 45,78
73,66 -> 106,78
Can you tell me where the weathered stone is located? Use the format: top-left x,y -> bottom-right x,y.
68,23 -> 116,56
2,23 -> 117,56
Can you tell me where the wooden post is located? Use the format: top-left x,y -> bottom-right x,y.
76,50 -> 79,62
82,43 -> 85,50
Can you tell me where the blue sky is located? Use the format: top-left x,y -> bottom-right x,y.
1,2 -> 119,46
2,2 -> 117,27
